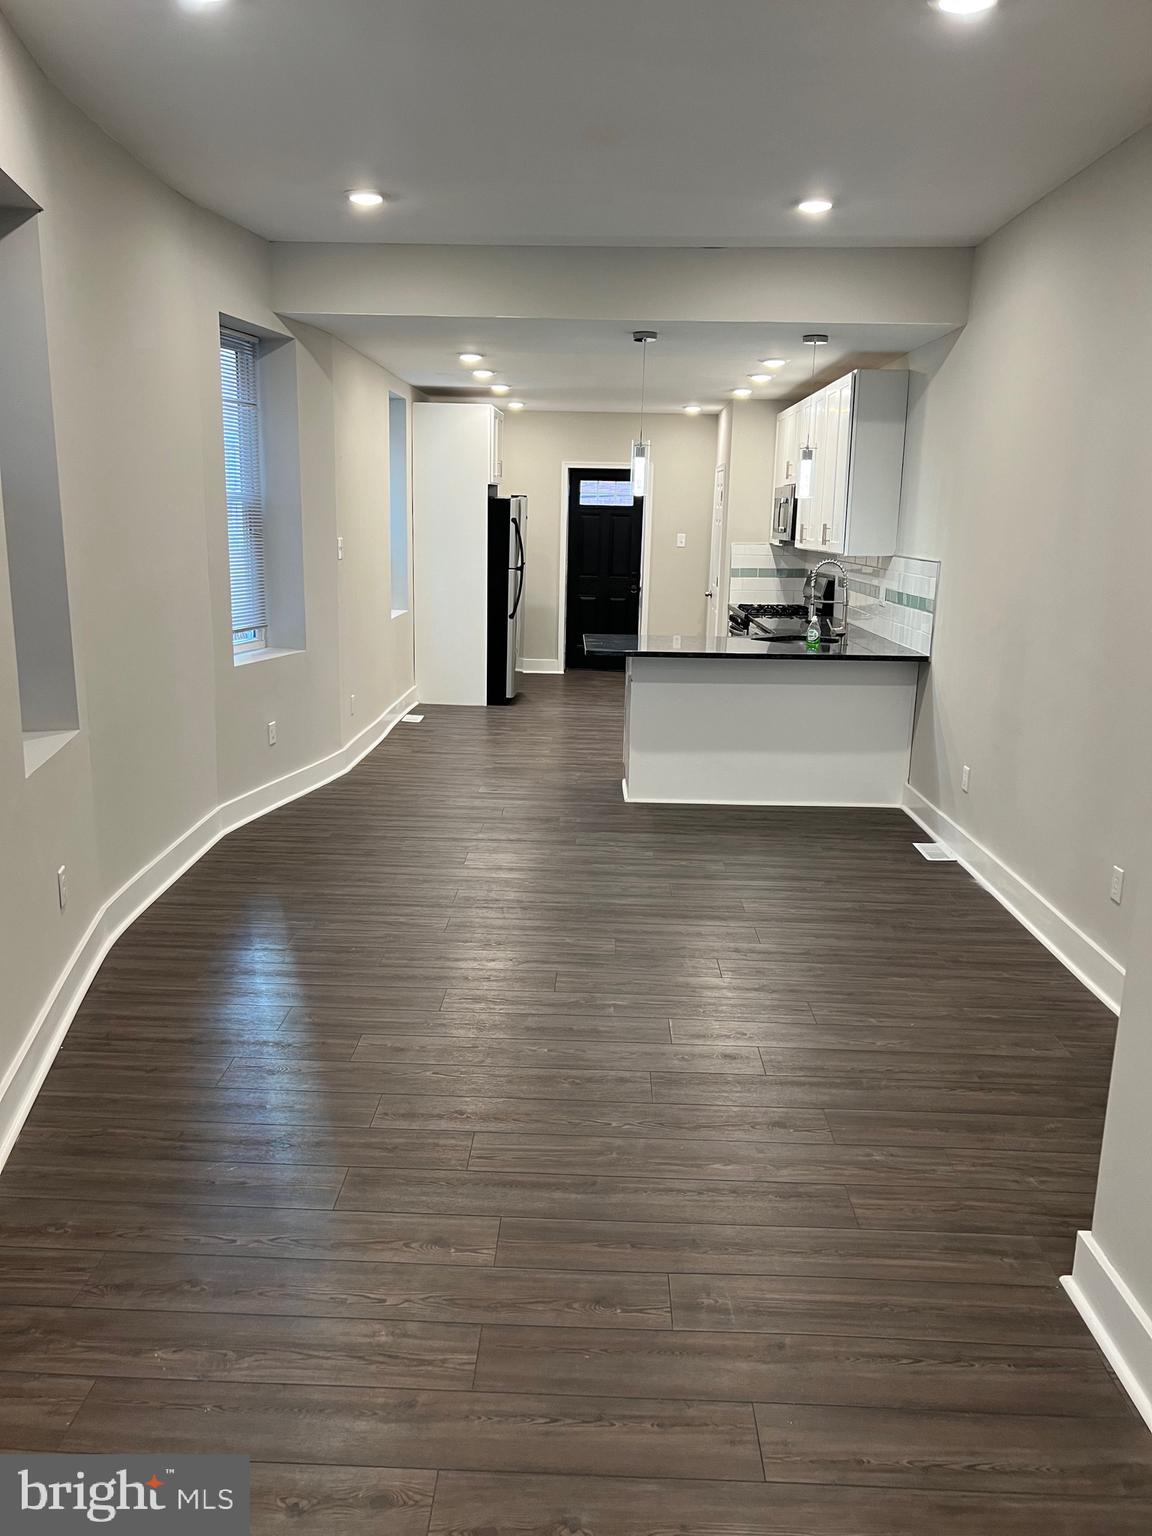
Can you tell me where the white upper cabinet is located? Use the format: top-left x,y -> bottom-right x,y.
773,401 -> 800,488
489,406 -> 504,485
782,369 -> 909,557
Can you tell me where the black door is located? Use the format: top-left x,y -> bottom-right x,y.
565,469 -> 643,668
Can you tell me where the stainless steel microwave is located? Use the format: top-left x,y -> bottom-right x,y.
771,483 -> 798,546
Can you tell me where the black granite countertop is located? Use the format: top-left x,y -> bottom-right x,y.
584,626 -> 929,662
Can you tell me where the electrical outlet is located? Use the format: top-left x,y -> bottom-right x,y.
267,720 -> 278,746
337,535 -> 345,562
961,764 -> 971,793
57,865 -> 68,911
676,532 -> 687,548
1110,866 -> 1125,905
349,693 -> 356,716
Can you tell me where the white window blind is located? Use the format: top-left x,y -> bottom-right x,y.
220,328 -> 267,641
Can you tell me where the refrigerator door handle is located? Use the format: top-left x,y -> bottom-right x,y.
509,515 -> 526,619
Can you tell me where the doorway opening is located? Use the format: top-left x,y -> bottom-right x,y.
563,467 -> 644,670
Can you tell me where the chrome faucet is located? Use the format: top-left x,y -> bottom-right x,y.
806,559 -> 850,638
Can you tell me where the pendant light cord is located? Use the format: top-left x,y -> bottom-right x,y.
803,337 -> 817,449
638,337 -> 649,443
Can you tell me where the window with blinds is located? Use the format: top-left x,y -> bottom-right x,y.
220,328 -> 267,650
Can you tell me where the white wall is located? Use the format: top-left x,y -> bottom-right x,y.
0,13 -> 415,1151
727,401 -> 781,546
500,411 -> 717,663
898,124 -> 1152,997
1067,833 -> 1152,1427
274,243 -> 973,329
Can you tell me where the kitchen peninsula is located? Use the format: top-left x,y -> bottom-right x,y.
586,629 -> 928,807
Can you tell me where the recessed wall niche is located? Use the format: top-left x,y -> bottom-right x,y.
0,167 -> 80,774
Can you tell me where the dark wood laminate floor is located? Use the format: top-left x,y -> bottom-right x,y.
2,670 -> 1148,1534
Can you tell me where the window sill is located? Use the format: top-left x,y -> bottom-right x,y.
23,728 -> 80,777
233,646 -> 304,669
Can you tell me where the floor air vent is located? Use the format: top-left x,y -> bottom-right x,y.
914,841 -> 958,862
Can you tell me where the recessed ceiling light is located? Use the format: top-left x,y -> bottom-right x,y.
506,400 -> 525,411
472,369 -> 495,381
491,384 -> 510,395
178,0 -> 229,11
796,198 -> 834,216
683,405 -> 703,415
732,388 -> 753,399
761,359 -> 787,369
459,352 -> 483,365
748,374 -> 774,385
347,189 -> 385,208
933,0 -> 998,14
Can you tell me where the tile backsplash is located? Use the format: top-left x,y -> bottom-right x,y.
729,544 -> 940,657
728,544 -> 808,606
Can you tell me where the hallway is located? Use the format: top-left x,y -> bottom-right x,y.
0,672 -> 1149,1532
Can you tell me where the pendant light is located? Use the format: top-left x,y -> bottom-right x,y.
797,333 -> 829,499
630,330 -> 657,497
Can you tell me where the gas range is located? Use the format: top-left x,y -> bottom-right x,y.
728,602 -> 810,639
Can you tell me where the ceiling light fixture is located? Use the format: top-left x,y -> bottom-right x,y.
732,388 -> 753,400
684,405 -> 702,415
630,330 -> 657,498
178,0 -> 229,11
507,400 -> 525,411
472,369 -> 495,381
459,352 -> 483,365
748,374 -> 773,385
491,384 -> 510,395
933,0 -> 998,15
761,359 -> 787,369
796,198 -> 834,216
347,189 -> 385,208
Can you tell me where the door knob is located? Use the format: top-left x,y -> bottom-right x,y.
705,589 -> 715,599
630,584 -> 639,594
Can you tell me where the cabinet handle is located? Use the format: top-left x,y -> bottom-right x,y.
822,523 -> 830,544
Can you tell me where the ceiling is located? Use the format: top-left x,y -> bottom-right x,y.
5,0 -> 1152,247
297,316 -> 956,412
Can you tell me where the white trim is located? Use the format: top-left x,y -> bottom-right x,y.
902,784 -> 1124,1014
517,658 -> 563,674
0,683 -> 418,1172
232,646 -> 304,668
558,461 -> 652,674
623,779 -> 898,809
1064,1231 -> 1152,1432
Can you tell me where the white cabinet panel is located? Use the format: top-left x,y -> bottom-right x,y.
489,407 -> 504,485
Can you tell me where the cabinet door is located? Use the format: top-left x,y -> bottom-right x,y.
489,408 -> 504,484
828,375 -> 854,552
812,388 -> 832,550
794,397 -> 816,544
772,406 -> 793,489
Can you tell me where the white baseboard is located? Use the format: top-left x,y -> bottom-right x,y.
517,658 -> 563,674
623,778 -> 896,809
902,784 -> 1124,1013
1064,1231 -> 1152,1432
0,684 -> 418,1171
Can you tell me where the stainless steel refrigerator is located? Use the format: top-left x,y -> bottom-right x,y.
486,494 -> 528,704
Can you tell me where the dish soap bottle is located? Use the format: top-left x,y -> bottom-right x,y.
804,614 -> 822,652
